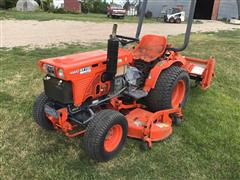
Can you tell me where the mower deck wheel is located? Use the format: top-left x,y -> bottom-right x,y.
83,110 -> 128,162
32,92 -> 55,130
173,117 -> 183,126
172,115 -> 183,126
139,141 -> 150,151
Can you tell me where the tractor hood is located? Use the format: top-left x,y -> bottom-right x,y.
39,50 -> 107,70
38,48 -> 132,80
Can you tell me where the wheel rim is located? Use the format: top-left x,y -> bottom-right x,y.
104,124 -> 123,152
171,80 -> 186,108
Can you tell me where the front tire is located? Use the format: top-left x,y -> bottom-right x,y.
169,17 -> 175,23
33,92 -> 54,130
145,66 -> 190,112
83,110 -> 128,162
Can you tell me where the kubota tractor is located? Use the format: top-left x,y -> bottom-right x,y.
33,0 -> 215,162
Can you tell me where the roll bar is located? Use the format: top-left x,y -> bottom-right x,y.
167,0 -> 197,51
135,0 -> 197,52
135,0 -> 148,39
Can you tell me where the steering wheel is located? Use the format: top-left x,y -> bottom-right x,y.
116,35 -> 139,46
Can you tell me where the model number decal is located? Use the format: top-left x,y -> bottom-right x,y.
80,66 -> 91,74
70,66 -> 91,75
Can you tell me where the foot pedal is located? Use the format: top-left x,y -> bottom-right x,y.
126,89 -> 148,99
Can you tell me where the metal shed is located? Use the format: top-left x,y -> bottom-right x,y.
147,0 -> 239,20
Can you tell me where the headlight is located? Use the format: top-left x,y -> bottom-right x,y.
42,64 -> 55,77
58,68 -> 64,78
42,64 -> 48,74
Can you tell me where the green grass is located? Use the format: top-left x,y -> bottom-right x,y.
0,10 -> 157,23
1,30 -> 240,179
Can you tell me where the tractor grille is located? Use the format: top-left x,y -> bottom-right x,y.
43,76 -> 73,104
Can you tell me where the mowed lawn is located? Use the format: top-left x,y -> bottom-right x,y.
0,30 -> 240,179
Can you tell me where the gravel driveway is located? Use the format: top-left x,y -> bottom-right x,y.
1,20 -> 239,48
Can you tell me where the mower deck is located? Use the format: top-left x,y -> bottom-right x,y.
126,108 -> 181,147
45,103 -> 182,148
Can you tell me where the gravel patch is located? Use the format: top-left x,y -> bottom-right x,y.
1,20 -> 239,48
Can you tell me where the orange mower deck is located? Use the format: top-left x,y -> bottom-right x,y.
45,104 -> 182,148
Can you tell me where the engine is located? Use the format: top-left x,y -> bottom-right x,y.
114,59 -> 156,99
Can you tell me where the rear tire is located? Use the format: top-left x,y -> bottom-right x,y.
176,18 -> 181,23
83,110 -> 128,162
144,66 -> 190,112
33,92 -> 54,130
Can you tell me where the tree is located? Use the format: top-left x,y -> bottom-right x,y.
123,0 -> 130,10
4,0 -> 18,9
0,0 -> 6,9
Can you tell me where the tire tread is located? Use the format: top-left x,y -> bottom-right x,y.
83,110 -> 127,162
33,92 -> 54,130
145,66 -> 190,111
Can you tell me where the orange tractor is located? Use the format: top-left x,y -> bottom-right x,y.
33,0 -> 215,162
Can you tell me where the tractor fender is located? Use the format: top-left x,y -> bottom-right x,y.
143,60 -> 183,92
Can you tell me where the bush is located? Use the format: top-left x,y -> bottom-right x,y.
0,0 -> 6,9
81,0 -> 108,14
51,8 -> 66,14
92,0 -> 107,14
42,0 -> 53,11
4,0 -> 18,9
81,1 -> 90,14
50,8 -> 79,14
42,1 -> 49,11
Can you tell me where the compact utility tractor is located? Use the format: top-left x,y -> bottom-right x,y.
33,0 -> 215,162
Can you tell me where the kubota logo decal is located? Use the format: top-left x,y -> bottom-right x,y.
70,70 -> 79,75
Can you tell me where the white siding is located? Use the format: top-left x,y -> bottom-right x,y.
218,0 -> 238,19
147,0 -> 190,17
